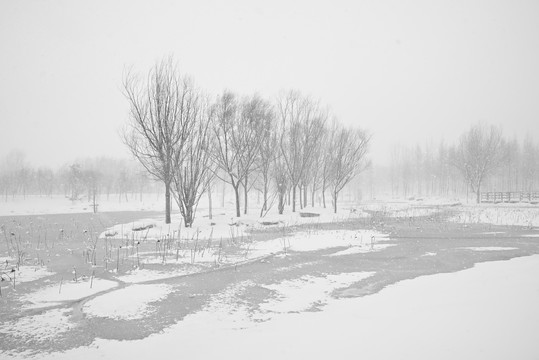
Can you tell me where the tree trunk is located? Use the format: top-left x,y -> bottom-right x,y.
311,186 -> 316,207
233,184 -> 241,217
292,186 -> 297,212
208,184 -> 213,220
322,189 -> 326,208
243,176 -> 248,215
303,185 -> 307,208
165,181 -> 171,224
221,180 -> 226,208
263,182 -> 268,212
333,190 -> 338,213
260,182 -> 268,217
278,190 -> 285,214
184,203 -> 193,228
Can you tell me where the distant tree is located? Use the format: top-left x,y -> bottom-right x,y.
449,124 -> 506,203
122,58 -> 195,223
67,163 -> 84,200
82,169 -> 101,213
328,126 -> 371,213
522,136 -> 538,192
35,167 -> 55,197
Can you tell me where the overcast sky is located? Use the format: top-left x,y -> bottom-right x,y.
1,0 -> 538,167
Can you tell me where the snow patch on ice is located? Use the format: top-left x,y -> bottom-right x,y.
460,247 -> 518,252
327,244 -> 394,256
22,279 -> 118,309
259,272 -> 373,316
83,284 -> 173,320
248,229 -> 390,257
0,263 -> 54,284
0,308 -> 75,342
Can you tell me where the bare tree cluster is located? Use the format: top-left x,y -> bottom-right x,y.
123,59 -> 372,224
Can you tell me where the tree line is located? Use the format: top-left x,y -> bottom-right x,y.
123,58 -> 371,226
0,151 -> 157,202
381,124 -> 539,203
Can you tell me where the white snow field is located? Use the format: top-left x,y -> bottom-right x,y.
10,255 -> 539,360
0,194 -> 165,216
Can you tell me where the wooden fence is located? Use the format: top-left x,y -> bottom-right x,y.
480,192 -> 539,204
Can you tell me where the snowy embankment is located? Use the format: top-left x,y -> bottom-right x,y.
97,206 -> 382,284
101,225 -> 390,284
99,205 -> 369,242
359,198 -> 460,218
452,204 -> 539,227
12,255 -> 539,360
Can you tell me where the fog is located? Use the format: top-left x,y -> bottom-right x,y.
1,0 -> 539,167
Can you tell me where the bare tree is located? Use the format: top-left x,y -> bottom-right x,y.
211,92 -> 242,217
449,124 -> 506,203
278,91 -> 326,212
328,126 -> 371,213
171,95 -> 213,227
122,58 -> 195,223
238,95 -> 269,214
211,92 -> 264,217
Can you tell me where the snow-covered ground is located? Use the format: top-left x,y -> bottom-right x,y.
9,255 -> 538,360
0,194 -> 165,216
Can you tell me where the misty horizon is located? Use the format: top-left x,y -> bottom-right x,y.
2,0 -> 539,168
